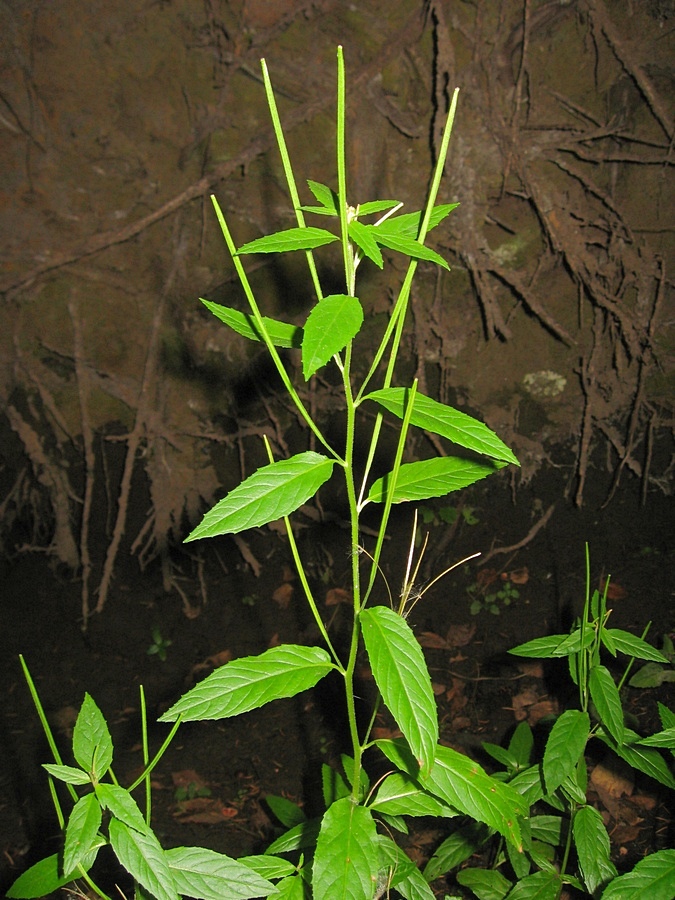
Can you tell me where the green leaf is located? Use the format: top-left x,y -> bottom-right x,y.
370,772 -> 456,818
508,721 -> 534,768
237,226 -> 338,255
159,644 -> 334,722
95,783 -> 150,834
374,834 -> 417,889
64,793 -> 102,876
368,457 -> 503,504
378,739 -> 525,848
109,817 -> 178,900
389,863 -> 436,900
265,818 -> 321,855
313,798 -> 379,900
356,199 -> 401,216
508,634 -> 571,658
597,729 -> 675,789
604,629 -> 669,663
186,452 -> 335,541
629,662 -> 675,688
306,180 -> 339,214
266,794 -> 307,828
364,388 -> 518,464
6,848 -> 101,899
165,846 -> 275,900
374,203 -> 459,238
543,710 -> 590,794
41,764 -> 91,785
238,855 -> 297,882
423,822 -> 490,881
322,763 -> 351,807
481,742 -> 520,771
456,867 -> 511,900
589,665 -> 625,744
200,300 -> 302,348
348,220 -> 383,268
360,606 -> 438,777
366,228 -> 450,269
601,849 -> 675,899
529,815 -> 563,847
509,765 -> 546,806
72,693 -> 113,781
505,870 -> 562,899
573,805 -> 617,895
267,874 -> 307,899
301,294 -> 363,379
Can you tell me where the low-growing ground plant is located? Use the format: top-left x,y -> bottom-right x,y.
8,49 -> 674,900
427,547 -> 675,898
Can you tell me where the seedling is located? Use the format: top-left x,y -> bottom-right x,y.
147,626 -> 172,661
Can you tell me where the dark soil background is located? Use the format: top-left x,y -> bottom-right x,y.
0,0 -> 674,897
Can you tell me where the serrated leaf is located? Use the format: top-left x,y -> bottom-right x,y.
109,817 -> 178,900
360,607 -> 437,777
388,861 -> 436,900
377,739 -> 524,848
239,855 -> 297,882
456,867 -> 511,900
509,634 -> 571,659
72,694 -> 113,781
237,226 -> 338,255
597,729 -> 675,789
159,644 -> 334,722
635,727 -> 675,748
200,300 -> 302,348
370,772 -> 456,818
505,870 -> 562,899
95,783 -> 149,834
165,846 -> 274,900
348,220 -> 383,268
374,204 -> 459,238
357,199 -> 401,216
509,765 -> 546,806
574,805 -> 617,895
482,742 -> 520,770
364,388 -> 518,464
64,793 -> 102,876
368,456 -> 503,504
313,798 -> 379,900
302,294 -> 363,379
529,815 -> 563,846
186,452 -> 334,541
604,629 -> 669,663
366,229 -> 450,269
322,763 -> 351,807
267,874 -> 307,899
266,794 -> 307,828
306,180 -> 339,213
589,665 -> 625,744
543,710 -> 589,794
508,721 -> 534,767
601,849 -> 675,899
423,822 -> 490,881
265,817 -> 321,855
6,847 -> 101,899
42,764 -> 91,785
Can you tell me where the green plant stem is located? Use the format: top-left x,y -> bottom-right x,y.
336,47 -> 354,295
127,716 -> 182,793
261,58 -> 323,303
140,686 -> 151,825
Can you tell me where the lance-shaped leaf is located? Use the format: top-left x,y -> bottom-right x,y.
603,629 -> 669,663
597,729 -> 675,789
368,456 -> 504,504
109,818 -> 178,900
589,665 -> 624,745
42,764 -> 91,785
7,848 -> 101,899
373,203 -> 459,238
365,388 -> 519,464
64,793 -> 102,876
159,645 -> 334,722
356,199 -> 401,216
303,179 -> 339,215
377,738 -> 525,849
201,300 -> 302,348
302,294 -> 364,380
96,783 -> 150,835
72,693 -> 113,781
601,849 -> 675,899
360,606 -> 437,777
367,229 -> 450,270
370,772 -> 456,818
236,226 -> 338,255
313,798 -> 379,900
348,220 -> 383,268
164,847 -> 274,900
543,710 -> 590,794
364,388 -> 520,466
186,452 -> 334,541
573,805 -> 617,895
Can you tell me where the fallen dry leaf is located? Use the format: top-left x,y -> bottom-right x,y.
445,622 -> 476,647
503,566 -> 529,585
432,682 -> 447,696
325,587 -> 352,607
515,660 -> 544,678
173,797 -> 238,824
417,631 -> 451,650
272,582 -> 294,608
510,689 -> 557,724
590,761 -> 634,799
189,649 -> 232,679
171,769 -> 210,792
599,576 -> 627,600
